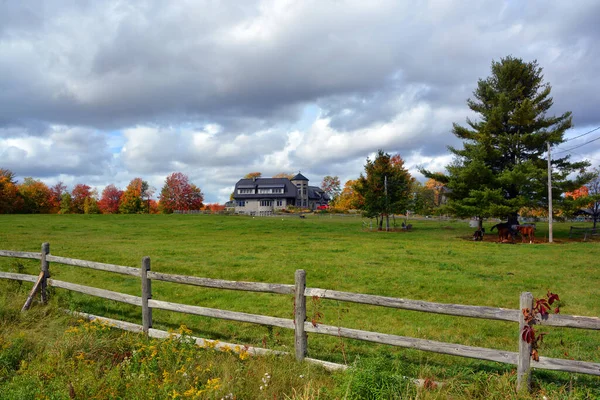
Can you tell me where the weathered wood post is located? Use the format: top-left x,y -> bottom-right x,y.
517,291 -> 534,392
40,243 -> 50,304
294,269 -> 307,361
141,256 -> 152,333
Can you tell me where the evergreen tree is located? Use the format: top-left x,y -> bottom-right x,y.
423,56 -> 590,228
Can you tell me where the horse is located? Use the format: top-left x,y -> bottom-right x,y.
491,222 -> 515,243
516,225 -> 535,243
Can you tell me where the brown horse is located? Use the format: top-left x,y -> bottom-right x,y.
491,222 -> 515,243
516,225 -> 535,243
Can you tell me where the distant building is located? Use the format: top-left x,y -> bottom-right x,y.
233,173 -> 330,216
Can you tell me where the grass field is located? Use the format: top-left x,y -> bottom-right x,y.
1,214 -> 599,397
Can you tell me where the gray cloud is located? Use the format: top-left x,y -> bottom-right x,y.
1,0 -> 599,202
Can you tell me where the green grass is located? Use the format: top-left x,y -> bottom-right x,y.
0,214 -> 599,397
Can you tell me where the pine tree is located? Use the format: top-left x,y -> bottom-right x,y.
424,56 -> 590,228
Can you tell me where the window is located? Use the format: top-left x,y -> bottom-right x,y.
238,189 -> 254,194
273,188 -> 283,193
237,200 -> 246,207
260,200 -> 272,207
276,200 -> 283,207
258,188 -> 271,194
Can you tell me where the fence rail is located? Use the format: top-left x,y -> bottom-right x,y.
1,243 -> 600,392
569,226 -> 598,241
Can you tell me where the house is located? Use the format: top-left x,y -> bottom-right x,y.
233,173 -> 330,216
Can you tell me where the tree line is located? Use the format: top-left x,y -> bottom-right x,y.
0,171 -> 214,215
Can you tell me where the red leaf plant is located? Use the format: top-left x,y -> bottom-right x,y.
521,291 -> 561,361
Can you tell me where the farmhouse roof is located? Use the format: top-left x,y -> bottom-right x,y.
233,177 -> 298,199
307,186 -> 330,201
291,173 -> 309,181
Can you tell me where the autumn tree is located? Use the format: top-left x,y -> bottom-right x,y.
570,167 -> 600,228
48,182 -> 67,213
321,176 -> 341,201
356,150 -> 414,230
158,172 -> 204,214
60,192 -> 72,214
84,191 -> 100,214
119,178 -> 152,214
424,177 -> 446,208
272,172 -> 295,179
203,203 -> 226,213
422,56 -> 590,229
71,184 -> 93,214
0,169 -> 23,213
411,181 -> 436,216
331,179 -> 363,211
244,172 -> 262,179
98,184 -> 123,214
18,177 -> 52,214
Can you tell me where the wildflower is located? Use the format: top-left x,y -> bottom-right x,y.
299,374 -> 304,378
206,377 -> 222,391
179,325 -> 193,335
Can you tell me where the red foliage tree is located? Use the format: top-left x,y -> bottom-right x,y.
98,184 -> 123,214
71,184 -> 92,214
159,172 -> 204,214
49,182 -> 67,213
320,175 -> 341,199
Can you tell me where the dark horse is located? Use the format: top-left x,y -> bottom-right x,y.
490,222 -> 516,243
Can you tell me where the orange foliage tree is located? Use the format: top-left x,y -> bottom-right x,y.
244,172 -> 262,179
120,178 -> 152,214
18,177 -> 52,214
203,203 -> 226,213
332,179 -> 364,211
0,169 -> 23,213
564,186 -> 589,200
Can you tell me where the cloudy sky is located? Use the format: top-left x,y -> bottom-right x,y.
2,0 -> 599,202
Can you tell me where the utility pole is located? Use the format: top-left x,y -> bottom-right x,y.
384,175 -> 389,231
547,142 -> 553,243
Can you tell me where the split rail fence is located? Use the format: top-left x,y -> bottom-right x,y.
569,226 -> 598,241
1,243 -> 600,392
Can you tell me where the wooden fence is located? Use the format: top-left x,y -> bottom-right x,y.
1,243 -> 600,392
569,226 -> 598,241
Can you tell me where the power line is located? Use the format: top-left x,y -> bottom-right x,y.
564,126 -> 600,142
554,135 -> 600,155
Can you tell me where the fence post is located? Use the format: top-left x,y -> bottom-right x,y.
517,292 -> 534,392
141,257 -> 152,333
40,243 -> 50,304
294,269 -> 307,361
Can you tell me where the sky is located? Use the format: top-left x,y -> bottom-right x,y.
1,0 -> 600,203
